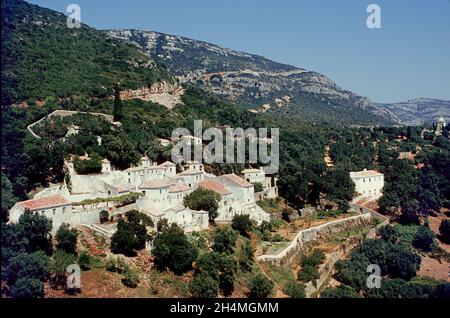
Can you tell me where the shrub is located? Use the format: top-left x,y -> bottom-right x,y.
252,182 -> 264,193
413,225 -> 435,252
248,274 -> 274,298
321,285 -> 360,298
99,210 -> 109,224
110,214 -> 148,257
297,264 -> 319,283
78,250 -> 93,271
232,214 -> 253,237
431,282 -> 450,298
283,282 -> 306,298
189,273 -> 219,298
387,247 -> 421,280
105,256 -> 129,274
439,220 -> 450,243
157,218 -> 169,232
74,155 -> 102,174
4,251 -> 50,287
211,227 -> 237,254
236,239 -> 254,272
56,223 -> 78,255
152,224 -> 198,275
184,187 -> 220,222
10,278 -> 44,298
121,268 -> 140,288
50,250 -> 77,289
301,249 -> 325,267
378,225 -> 399,243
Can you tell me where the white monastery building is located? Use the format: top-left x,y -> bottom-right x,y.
9,156 -> 271,234
350,169 -> 384,203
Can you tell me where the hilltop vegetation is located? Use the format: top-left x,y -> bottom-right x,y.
1,0 -> 171,105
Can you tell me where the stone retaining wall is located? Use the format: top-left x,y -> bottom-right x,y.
257,213 -> 373,266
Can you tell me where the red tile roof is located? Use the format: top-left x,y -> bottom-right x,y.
199,180 -> 232,196
139,179 -> 174,189
351,170 -> 383,178
160,161 -> 176,167
169,184 -> 191,193
220,174 -> 253,188
179,167 -> 202,175
19,195 -> 70,211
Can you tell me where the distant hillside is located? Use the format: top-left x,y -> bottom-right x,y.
1,0 -> 171,105
107,29 -> 397,126
377,98 -> 450,126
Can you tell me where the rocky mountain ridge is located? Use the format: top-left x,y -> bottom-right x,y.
106,29 -> 397,126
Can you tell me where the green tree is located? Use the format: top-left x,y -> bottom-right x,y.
194,251 -> 237,296
399,198 -> 420,225
184,188 -> 220,222
413,225 -> 435,252
4,251 -> 50,288
16,211 -> 53,255
378,225 -> 399,243
99,210 -> 109,224
56,223 -> 78,255
324,167 -> 355,202
189,272 -> 219,298
231,214 -> 253,237
335,253 -> 370,292
387,246 -> 421,280
252,182 -> 264,193
236,239 -> 254,272
321,285 -> 360,298
111,219 -> 144,257
111,211 -> 150,256
78,250 -> 93,271
157,218 -> 169,232
73,154 -> 102,174
248,274 -> 273,298
297,265 -> 319,283
152,224 -> 198,275
10,278 -> 44,298
1,173 -> 16,222
283,282 -> 306,298
50,250 -> 77,290
211,227 -> 237,254
439,220 -> 450,243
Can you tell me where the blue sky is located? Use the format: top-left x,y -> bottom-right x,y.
28,0 -> 450,103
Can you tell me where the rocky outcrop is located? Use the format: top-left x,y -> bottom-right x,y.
106,29 -> 397,125
119,81 -> 184,109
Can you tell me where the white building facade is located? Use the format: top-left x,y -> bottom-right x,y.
350,169 -> 384,203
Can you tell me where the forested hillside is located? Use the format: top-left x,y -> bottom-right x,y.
1,0 -> 171,105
